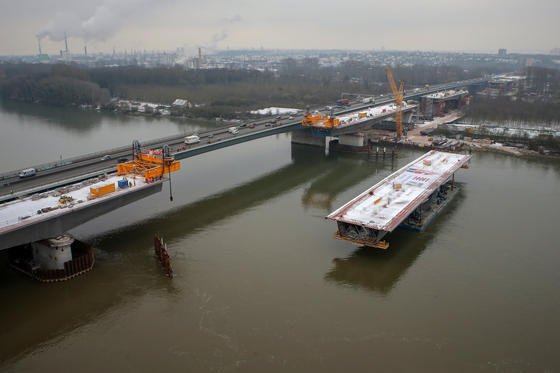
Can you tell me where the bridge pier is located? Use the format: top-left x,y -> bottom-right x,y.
420,90 -> 469,120
31,235 -> 74,270
9,234 -> 95,282
403,111 -> 414,124
291,129 -> 328,147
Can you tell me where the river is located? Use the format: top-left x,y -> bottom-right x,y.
1,101 -> 559,371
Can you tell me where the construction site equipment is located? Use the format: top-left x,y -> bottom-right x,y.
89,183 -> 116,199
117,140 -> 180,182
385,65 -> 404,140
117,178 -> 129,189
301,113 -> 340,128
154,234 -> 172,278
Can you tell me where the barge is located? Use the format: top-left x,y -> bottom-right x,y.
327,150 -> 471,249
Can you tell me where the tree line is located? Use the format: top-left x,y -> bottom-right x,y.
2,61 -> 556,121
466,97 -> 560,125
0,63 -> 110,106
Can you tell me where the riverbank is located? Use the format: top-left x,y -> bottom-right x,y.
369,131 -> 560,158
361,111 -> 560,159
373,135 -> 559,159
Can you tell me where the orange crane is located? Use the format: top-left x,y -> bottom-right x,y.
117,140 -> 180,182
385,65 -> 405,140
301,113 -> 340,128
117,141 -> 181,201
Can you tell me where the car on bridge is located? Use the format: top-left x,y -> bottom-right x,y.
185,135 -> 200,144
101,155 -> 112,161
18,168 -> 36,178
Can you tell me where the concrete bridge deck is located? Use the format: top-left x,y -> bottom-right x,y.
0,77 -> 490,250
0,76 -> 489,201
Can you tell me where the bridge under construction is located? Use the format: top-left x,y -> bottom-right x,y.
0,76 -> 487,280
327,150 -> 471,249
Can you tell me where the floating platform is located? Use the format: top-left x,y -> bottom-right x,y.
327,150 -> 471,249
398,183 -> 461,232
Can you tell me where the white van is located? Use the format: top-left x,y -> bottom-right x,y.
184,135 -> 200,144
228,126 -> 239,135
18,168 -> 36,178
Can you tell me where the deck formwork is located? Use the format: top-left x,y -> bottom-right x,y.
327,150 -> 471,249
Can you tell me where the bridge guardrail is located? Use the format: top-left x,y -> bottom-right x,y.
0,123 -> 245,183
332,77 -> 489,117
0,144 -> 131,181
0,133 -> 194,182
0,76 -> 490,183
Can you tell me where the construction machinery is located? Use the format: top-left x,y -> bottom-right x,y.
301,112 -> 340,128
385,65 -> 405,140
117,140 -> 180,182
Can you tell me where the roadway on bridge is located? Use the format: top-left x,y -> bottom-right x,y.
0,115 -> 302,199
0,76 -> 489,200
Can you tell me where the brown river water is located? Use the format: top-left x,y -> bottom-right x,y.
0,101 -> 559,371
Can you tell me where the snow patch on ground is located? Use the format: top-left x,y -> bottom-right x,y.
0,174 -> 148,231
250,107 -> 300,115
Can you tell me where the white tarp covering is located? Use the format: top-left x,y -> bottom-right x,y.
0,174 -> 150,232
250,107 -> 300,115
327,151 -> 471,232
310,102 -> 413,129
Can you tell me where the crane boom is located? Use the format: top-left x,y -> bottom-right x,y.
385,65 -> 404,139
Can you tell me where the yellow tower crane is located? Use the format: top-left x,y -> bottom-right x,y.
385,65 -> 405,140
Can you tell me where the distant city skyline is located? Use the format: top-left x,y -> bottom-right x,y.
0,0 -> 558,56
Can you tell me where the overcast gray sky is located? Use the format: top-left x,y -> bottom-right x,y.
0,0 -> 558,55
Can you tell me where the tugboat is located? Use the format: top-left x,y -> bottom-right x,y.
9,234 -> 95,282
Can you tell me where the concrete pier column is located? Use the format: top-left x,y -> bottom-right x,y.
291,129 -> 327,147
339,133 -> 366,147
31,234 -> 74,270
403,111 -> 414,124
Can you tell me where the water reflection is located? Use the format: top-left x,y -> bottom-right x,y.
94,146 -> 332,249
476,150 -> 560,174
325,189 -> 465,295
0,100 -> 105,133
0,145 -> 332,364
0,246 -> 178,364
0,100 -> 214,135
301,155 -> 393,211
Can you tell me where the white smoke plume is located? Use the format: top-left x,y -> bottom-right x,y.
36,0 -> 153,42
177,14 -> 243,60
222,14 -> 242,24
209,14 -> 243,47
211,30 -> 228,43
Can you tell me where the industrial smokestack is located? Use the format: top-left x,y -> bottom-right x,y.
64,32 -> 68,53
84,45 -> 87,56
37,36 -> 42,55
